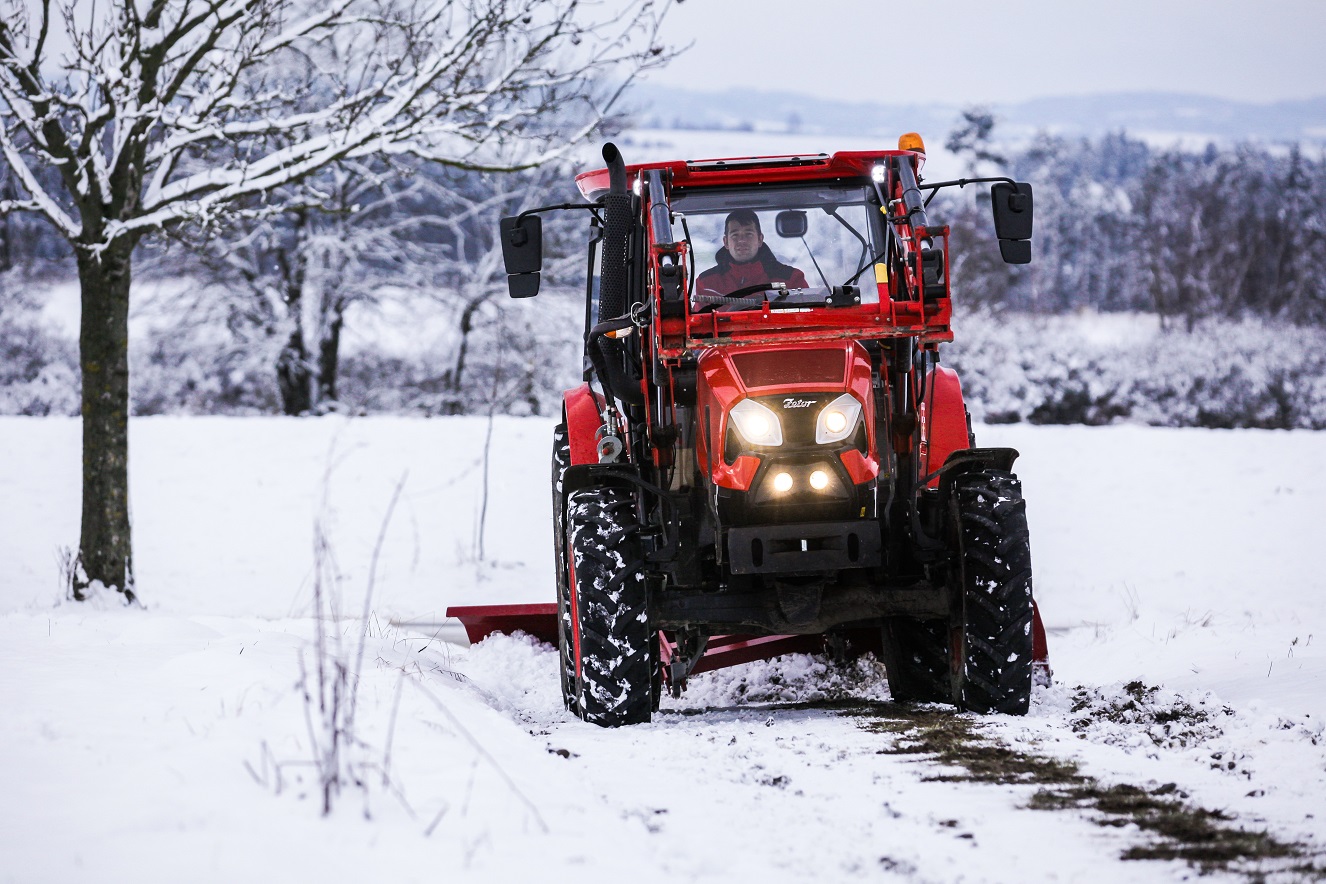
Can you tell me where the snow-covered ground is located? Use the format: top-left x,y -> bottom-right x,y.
2,417 -> 1324,882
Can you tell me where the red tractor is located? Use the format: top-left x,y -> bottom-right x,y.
453,137 -> 1047,726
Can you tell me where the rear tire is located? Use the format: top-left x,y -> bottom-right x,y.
551,423 -> 575,710
950,470 -> 1034,715
881,617 -> 951,704
567,486 -> 654,726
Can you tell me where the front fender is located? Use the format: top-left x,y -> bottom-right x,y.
563,384 -> 606,466
918,366 -> 972,487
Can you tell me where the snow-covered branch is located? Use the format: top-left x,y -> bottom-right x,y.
0,0 -> 673,248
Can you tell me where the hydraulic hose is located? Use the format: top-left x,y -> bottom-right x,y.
894,157 -> 929,231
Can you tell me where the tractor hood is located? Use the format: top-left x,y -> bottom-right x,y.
695,341 -> 880,492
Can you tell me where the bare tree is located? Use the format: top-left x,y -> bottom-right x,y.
182,157 -> 430,415
0,0 -> 670,598
175,153 -> 586,416
412,162 -> 587,412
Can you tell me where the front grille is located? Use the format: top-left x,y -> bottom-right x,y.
732,350 -> 844,388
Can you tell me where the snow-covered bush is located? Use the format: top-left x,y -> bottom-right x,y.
0,275 -> 78,416
947,310 -> 1326,429
131,329 -> 280,416
337,288 -> 583,417
7,287 -> 1323,428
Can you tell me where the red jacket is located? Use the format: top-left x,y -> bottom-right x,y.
695,245 -> 809,303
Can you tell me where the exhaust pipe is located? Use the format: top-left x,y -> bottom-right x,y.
599,142 -> 631,324
589,143 -> 643,407
603,142 -> 628,196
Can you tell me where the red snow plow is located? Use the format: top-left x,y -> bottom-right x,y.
448,137 -> 1049,726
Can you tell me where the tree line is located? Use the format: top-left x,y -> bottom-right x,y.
939,113 -> 1326,328
7,114 -> 1324,426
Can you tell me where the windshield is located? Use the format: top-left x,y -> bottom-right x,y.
671,184 -> 883,310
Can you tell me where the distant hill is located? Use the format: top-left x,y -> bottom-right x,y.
624,84 -> 1326,148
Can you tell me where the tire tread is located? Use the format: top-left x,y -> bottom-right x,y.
567,486 -> 653,726
954,471 -> 1034,715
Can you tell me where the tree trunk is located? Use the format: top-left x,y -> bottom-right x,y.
0,177 -> 13,273
446,297 -> 484,415
277,329 -> 312,415
75,242 -> 136,600
275,212 -> 312,415
317,302 -> 344,407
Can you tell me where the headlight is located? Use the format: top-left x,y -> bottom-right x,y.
729,398 -> 783,446
815,393 -> 863,444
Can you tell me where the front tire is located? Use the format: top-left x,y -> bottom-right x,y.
566,486 -> 654,726
950,470 -> 1034,715
551,423 -> 575,710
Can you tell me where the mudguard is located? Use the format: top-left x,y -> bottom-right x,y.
563,384 -> 606,466
918,366 -> 971,488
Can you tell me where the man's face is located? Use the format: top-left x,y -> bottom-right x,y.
723,220 -> 763,264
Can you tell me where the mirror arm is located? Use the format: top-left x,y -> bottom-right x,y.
919,176 -> 1018,207
514,202 -> 602,232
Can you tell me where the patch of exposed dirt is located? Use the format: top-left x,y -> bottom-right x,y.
1030,782 -> 1310,875
861,707 -> 1084,786
853,704 -> 1313,880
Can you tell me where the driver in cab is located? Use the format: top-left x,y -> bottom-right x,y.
695,210 -> 808,308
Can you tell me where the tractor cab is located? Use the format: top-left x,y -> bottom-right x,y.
674,181 -> 884,310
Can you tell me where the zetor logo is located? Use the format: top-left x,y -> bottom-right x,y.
783,398 -> 816,409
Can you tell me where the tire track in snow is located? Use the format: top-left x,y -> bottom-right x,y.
459,634 -> 1326,882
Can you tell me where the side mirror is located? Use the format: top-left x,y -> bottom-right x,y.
775,210 -> 808,239
499,215 -> 543,298
990,182 -> 1033,265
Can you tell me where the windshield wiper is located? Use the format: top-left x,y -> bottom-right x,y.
845,247 -> 889,286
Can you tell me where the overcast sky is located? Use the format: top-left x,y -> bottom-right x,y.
642,0 -> 1326,105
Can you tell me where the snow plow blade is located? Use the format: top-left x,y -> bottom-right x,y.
447,602 -> 1051,683
448,603 -> 559,646
446,603 -> 827,675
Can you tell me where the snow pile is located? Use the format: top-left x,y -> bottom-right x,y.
676,652 -> 892,708
456,632 -> 895,719
459,631 -> 570,725
1064,681 -> 1235,751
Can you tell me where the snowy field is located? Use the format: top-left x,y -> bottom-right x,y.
2,416 -> 1324,882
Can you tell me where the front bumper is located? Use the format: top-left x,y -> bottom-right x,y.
726,519 -> 882,575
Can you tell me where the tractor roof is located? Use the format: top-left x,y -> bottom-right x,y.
574,149 -> 924,200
